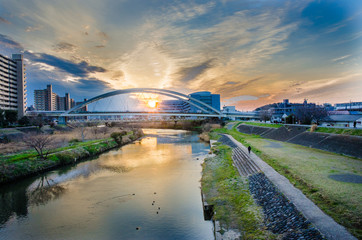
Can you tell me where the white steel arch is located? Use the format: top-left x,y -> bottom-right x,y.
61,88 -> 221,116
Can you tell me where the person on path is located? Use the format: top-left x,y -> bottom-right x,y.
248,146 -> 251,154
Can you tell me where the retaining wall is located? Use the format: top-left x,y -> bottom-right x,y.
237,124 -> 362,158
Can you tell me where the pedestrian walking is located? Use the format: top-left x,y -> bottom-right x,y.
248,146 -> 251,154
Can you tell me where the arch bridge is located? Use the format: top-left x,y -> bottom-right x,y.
29,88 -> 258,120
62,88 -> 221,117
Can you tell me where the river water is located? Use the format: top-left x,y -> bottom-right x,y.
0,129 -> 214,240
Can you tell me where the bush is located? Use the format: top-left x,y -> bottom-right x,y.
69,138 -> 80,144
18,116 -> 30,126
56,152 -> 75,165
111,131 -> 128,145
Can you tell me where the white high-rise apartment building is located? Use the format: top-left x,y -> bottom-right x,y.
0,53 -> 27,118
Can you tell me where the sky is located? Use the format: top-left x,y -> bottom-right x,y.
0,0 -> 361,110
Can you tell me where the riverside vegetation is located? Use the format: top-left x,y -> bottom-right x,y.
201,139 -> 275,239
0,125 -> 143,184
212,123 -> 361,239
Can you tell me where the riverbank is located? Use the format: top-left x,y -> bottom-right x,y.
213,124 -> 361,239
0,129 -> 214,239
0,129 -> 143,184
201,140 -> 273,239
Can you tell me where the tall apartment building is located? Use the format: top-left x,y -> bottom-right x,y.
0,53 -> 27,118
34,84 -> 76,111
56,93 -> 75,111
34,85 -> 57,111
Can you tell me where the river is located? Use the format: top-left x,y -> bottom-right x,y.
0,129 -> 214,240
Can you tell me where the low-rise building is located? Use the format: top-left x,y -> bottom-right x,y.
189,91 -> 220,113
334,101 -> 362,111
321,114 -> 362,128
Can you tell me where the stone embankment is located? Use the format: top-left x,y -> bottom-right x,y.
249,173 -> 322,239
218,134 -> 357,240
237,124 -> 362,158
218,135 -> 324,240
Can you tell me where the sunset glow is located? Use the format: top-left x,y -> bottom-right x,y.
0,0 -> 361,110
147,100 -> 158,109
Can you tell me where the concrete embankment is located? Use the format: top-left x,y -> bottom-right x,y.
237,124 -> 362,158
220,134 -> 357,240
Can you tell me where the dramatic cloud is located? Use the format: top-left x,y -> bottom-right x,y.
0,0 -> 361,109
53,42 -> 77,53
26,52 -> 107,77
223,95 -> 259,105
0,34 -> 23,50
174,59 -> 214,83
0,16 -> 10,24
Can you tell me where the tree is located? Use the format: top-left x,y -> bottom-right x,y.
295,106 -> 327,125
0,110 -> 17,127
31,114 -> 45,129
18,116 -> 30,126
5,110 -> 17,124
285,114 -> 296,124
23,133 -> 54,160
259,109 -> 273,122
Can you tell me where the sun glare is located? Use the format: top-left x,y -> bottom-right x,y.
147,100 -> 157,108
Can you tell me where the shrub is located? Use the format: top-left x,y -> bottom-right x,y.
56,152 -> 75,165
310,124 -> 317,132
111,131 -> 128,145
69,138 -> 80,145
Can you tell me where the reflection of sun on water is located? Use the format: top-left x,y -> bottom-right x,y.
99,136 -> 192,171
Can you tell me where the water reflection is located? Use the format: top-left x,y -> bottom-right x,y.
0,183 -> 28,226
27,176 -> 66,206
0,129 -> 213,239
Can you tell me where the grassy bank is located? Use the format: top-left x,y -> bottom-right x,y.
313,127 -> 362,136
0,130 -> 143,184
213,126 -> 362,239
240,121 -> 282,128
201,143 -> 274,239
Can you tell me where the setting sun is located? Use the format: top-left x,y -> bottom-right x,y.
147,100 -> 157,108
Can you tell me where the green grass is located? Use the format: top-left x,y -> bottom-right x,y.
0,139 -> 108,164
201,144 -> 275,239
314,127 -> 362,136
0,128 -> 23,134
0,138 -> 119,184
240,121 -> 282,128
212,125 -> 362,239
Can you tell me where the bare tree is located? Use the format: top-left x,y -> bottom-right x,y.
23,133 -> 54,160
28,176 -> 66,206
295,106 -> 327,125
259,109 -> 273,122
79,124 -> 87,141
91,125 -> 100,139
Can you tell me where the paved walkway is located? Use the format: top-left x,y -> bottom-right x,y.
224,134 -> 357,240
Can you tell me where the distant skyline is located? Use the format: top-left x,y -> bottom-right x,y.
0,0 -> 361,110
